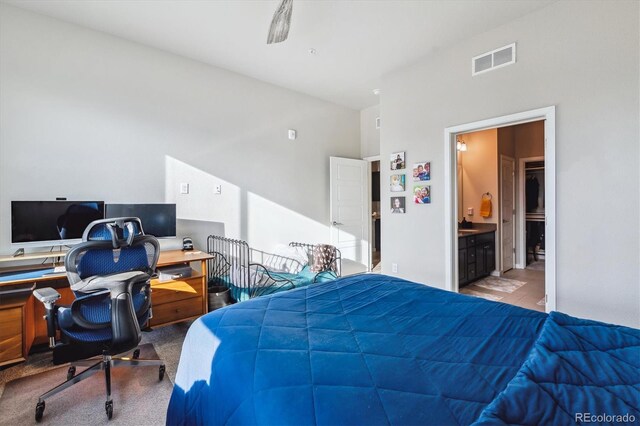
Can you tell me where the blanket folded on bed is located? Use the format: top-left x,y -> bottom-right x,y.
474,311 -> 640,425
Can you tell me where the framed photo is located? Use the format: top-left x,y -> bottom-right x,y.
412,162 -> 431,181
390,174 -> 405,192
390,151 -> 405,170
390,197 -> 406,213
413,185 -> 431,204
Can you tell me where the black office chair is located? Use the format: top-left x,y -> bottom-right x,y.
32,217 -> 165,421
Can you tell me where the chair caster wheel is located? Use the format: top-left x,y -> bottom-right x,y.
105,400 -> 113,420
35,401 -> 45,422
159,365 -> 166,381
67,366 -> 76,381
133,349 -> 140,359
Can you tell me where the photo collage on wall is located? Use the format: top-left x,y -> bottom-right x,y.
412,161 -> 431,204
390,152 -> 431,213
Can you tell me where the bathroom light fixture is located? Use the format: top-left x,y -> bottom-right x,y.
457,137 -> 467,152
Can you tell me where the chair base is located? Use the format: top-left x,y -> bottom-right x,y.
35,348 -> 165,422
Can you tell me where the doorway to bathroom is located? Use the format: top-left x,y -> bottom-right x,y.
455,121 -> 546,311
444,106 -> 556,313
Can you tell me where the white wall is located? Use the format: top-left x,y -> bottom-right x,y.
0,5 -> 360,255
458,128 -> 498,224
360,104 -> 380,158
380,0 -> 639,327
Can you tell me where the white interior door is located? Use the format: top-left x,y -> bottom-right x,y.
330,157 -> 369,275
500,155 -> 515,272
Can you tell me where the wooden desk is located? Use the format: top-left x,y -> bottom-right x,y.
150,250 -> 212,328
0,249 -> 212,366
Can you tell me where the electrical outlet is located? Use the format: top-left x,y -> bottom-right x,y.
214,185 -> 222,194
392,263 -> 398,273
180,183 -> 189,194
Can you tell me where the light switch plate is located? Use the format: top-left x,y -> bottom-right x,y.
214,185 -> 222,194
180,183 -> 189,194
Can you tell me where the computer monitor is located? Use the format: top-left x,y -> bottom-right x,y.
105,204 -> 176,238
11,201 -> 105,246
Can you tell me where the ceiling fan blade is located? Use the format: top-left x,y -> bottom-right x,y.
267,0 -> 293,44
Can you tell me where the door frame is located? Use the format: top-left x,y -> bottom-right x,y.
443,106 -> 556,312
518,156 -> 544,269
364,155 -> 381,271
499,154 -> 516,273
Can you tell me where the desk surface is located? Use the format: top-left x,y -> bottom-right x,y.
0,268 -> 63,284
0,250 -> 67,263
0,249 -> 213,287
158,250 -> 213,266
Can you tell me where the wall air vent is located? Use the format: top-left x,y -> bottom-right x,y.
472,43 -> 516,76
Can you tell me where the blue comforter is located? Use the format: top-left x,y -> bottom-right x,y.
475,311 -> 640,425
167,274 -> 546,425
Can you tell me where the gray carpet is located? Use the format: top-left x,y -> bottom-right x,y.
0,321 -> 191,425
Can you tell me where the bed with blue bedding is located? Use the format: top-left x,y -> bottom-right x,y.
475,311 -> 640,425
166,274 -> 639,425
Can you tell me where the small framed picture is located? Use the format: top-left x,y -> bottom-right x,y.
391,196 -> 406,213
412,162 -> 431,181
390,151 -> 405,170
413,185 -> 431,204
390,174 -> 405,192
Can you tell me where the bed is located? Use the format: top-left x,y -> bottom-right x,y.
166,274 -> 639,425
207,236 -> 341,302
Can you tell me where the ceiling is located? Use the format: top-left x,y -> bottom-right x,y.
3,0 -> 555,110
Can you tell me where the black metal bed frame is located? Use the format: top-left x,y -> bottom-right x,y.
206,235 -> 342,302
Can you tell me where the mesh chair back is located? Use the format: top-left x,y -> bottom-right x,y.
66,218 -> 160,292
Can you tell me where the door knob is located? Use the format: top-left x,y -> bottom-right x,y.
332,221 -> 343,226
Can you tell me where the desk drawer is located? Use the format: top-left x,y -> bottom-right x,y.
0,306 -> 23,365
151,296 -> 203,327
151,276 -> 204,306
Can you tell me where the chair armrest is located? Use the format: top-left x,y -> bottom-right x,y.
33,287 -> 61,305
33,287 -> 61,347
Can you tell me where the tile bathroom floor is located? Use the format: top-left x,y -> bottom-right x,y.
462,261 -> 546,312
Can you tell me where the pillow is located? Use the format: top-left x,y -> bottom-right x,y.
263,245 -> 308,274
229,263 -> 269,288
311,244 -> 337,272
